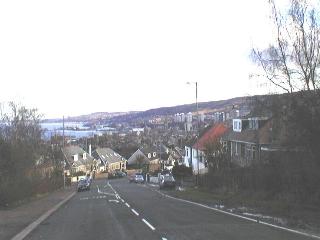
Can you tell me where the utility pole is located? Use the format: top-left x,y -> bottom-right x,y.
187,81 -> 200,185
62,116 -> 65,189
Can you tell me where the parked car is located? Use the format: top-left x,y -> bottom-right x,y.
77,179 -> 90,192
109,170 -> 126,179
114,170 -> 127,178
128,174 -> 135,183
134,173 -> 144,183
159,174 -> 176,190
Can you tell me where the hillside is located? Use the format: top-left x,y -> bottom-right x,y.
108,96 -> 251,123
43,96 -> 253,123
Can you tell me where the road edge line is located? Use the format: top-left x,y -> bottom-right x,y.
157,190 -> 320,240
11,191 -> 76,240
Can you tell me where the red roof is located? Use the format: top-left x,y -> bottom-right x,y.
193,123 -> 229,150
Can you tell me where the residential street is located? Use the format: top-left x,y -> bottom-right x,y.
24,178 -> 315,240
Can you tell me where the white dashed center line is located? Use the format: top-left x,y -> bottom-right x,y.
125,202 -> 130,208
131,209 -> 139,216
142,218 -> 156,231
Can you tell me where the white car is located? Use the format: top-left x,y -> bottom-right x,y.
134,174 -> 144,183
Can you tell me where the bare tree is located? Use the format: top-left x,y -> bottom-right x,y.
136,154 -> 146,169
252,0 -> 320,93
203,139 -> 228,172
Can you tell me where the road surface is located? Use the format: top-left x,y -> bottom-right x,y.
24,178 -> 315,240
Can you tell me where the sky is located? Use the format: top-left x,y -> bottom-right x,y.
0,0 -> 278,119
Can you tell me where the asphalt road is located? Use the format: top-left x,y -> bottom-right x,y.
24,178 -> 315,240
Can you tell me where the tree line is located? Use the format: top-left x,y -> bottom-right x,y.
0,102 -> 63,206
201,0 -> 320,206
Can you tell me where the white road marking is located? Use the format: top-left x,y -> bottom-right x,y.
120,199 -> 125,203
80,197 -> 89,200
109,200 -> 119,203
11,192 -> 75,240
131,209 -> 139,216
125,203 -> 130,208
154,190 -> 320,240
142,218 -> 156,231
162,238 -> 168,240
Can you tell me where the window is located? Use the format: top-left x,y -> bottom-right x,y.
199,152 -> 203,163
153,152 -> 156,157
148,153 -> 151,158
193,149 -> 197,157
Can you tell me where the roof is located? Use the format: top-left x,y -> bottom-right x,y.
127,149 -> 148,165
62,145 -> 94,167
94,148 -> 126,165
193,123 -> 229,151
221,119 -> 272,145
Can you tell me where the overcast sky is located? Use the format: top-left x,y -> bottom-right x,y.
0,0 -> 278,118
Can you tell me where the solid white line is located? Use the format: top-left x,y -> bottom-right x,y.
157,191 -> 320,239
142,218 -> 156,231
11,192 -> 76,240
131,209 -> 139,216
259,221 -> 320,239
125,203 -> 130,208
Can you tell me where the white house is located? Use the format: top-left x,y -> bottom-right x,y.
183,123 -> 229,175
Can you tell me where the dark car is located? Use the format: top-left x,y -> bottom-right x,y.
114,170 -> 127,178
159,174 -> 176,190
77,179 -> 90,192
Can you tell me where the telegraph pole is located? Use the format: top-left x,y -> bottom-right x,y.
63,116 -> 65,189
187,81 -> 200,185
196,82 -> 200,185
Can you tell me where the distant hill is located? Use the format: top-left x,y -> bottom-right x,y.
108,96 -> 252,123
43,95 -> 254,123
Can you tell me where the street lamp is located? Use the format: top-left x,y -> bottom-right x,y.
186,81 -> 200,185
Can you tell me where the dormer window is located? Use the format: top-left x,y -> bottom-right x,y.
233,119 -> 242,132
153,152 -> 156,157
73,154 -> 78,161
148,153 -> 151,158
83,153 -> 87,160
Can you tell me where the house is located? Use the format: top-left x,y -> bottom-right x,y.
184,123 -> 229,175
62,145 -> 94,174
160,145 -> 183,171
221,117 -> 272,167
127,145 -> 161,172
92,148 -> 127,173
127,149 -> 149,166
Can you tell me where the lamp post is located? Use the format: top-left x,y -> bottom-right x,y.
186,81 -> 199,185
62,116 -> 66,189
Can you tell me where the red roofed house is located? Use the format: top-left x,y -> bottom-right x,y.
184,123 -> 229,175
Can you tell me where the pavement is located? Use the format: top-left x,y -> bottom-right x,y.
0,186 -> 75,240
2,178 -> 316,240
